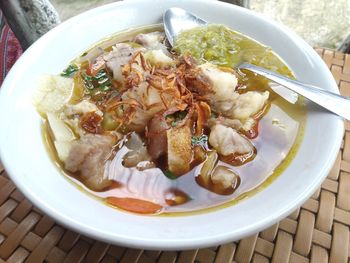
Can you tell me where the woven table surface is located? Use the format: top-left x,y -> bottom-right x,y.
0,48 -> 350,263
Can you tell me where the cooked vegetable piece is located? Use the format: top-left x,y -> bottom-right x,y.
197,151 -> 218,186
197,157 -> 241,195
47,113 -> 75,142
46,113 -> 76,161
191,135 -> 208,146
82,69 -> 113,93
166,110 -> 188,127
194,102 -> 211,135
88,56 -> 105,76
163,170 -> 177,180
102,112 -> 119,131
165,189 -> 190,206
220,149 -> 256,166
106,197 -> 162,214
61,64 -> 78,77
70,73 -> 85,103
54,141 -> 73,162
34,75 -> 73,114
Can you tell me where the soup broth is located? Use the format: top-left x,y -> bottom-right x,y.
37,24 -> 306,215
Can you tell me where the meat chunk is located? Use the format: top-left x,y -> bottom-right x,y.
65,100 -> 102,116
147,113 -> 168,159
64,134 -> 114,190
207,116 -> 242,130
167,124 -> 192,176
145,49 -> 174,67
198,63 -> 239,111
123,132 -> 153,168
207,115 -> 257,134
121,82 -> 167,132
134,32 -> 165,49
241,117 -> 256,131
198,63 -> 238,101
229,91 -> 269,119
187,63 -> 269,121
186,63 -> 239,113
211,166 -> 240,191
209,124 -> 253,156
103,43 -> 144,82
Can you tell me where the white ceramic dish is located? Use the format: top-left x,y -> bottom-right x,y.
0,0 -> 343,250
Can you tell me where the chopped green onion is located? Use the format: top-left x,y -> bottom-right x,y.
81,72 -> 94,90
82,69 -> 112,92
166,110 -> 188,127
61,64 -> 79,77
163,170 -> 177,180
191,135 -> 208,146
210,111 -> 218,118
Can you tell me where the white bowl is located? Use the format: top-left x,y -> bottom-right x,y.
0,0 -> 343,249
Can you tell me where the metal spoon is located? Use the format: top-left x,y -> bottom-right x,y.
164,7 -> 350,121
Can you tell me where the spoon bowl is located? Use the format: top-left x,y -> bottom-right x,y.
164,7 -> 207,47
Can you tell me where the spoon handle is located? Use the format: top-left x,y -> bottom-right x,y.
239,63 -> 350,121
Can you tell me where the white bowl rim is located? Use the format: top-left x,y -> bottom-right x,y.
0,0 -> 344,250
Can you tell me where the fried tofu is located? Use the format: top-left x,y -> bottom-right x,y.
167,124 -> 192,176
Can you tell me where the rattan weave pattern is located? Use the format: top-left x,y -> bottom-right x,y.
0,48 -> 349,263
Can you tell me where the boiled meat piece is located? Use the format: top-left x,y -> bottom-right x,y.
134,32 -> 165,49
65,100 -> 102,116
123,132 -> 153,168
229,91 -> 269,119
103,43 -> 144,82
198,63 -> 239,112
65,134 -> 114,190
209,124 -> 253,156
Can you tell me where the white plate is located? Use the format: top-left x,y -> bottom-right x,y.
0,0 -> 343,249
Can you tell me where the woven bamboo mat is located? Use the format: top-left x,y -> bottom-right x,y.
0,48 -> 349,263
